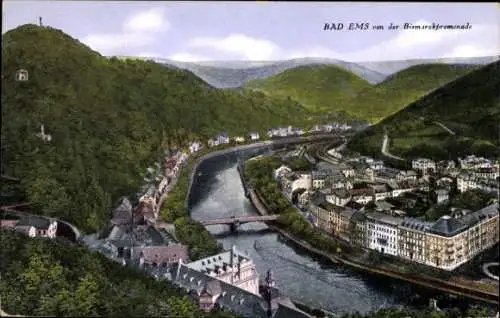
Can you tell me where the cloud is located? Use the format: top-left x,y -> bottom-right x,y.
177,20 -> 498,62
82,8 -> 169,56
345,21 -> 498,61
442,45 -> 499,59
187,34 -> 280,60
168,52 -> 211,62
123,8 -> 170,33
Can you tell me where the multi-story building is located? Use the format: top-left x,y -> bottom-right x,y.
396,170 -> 418,182
472,167 -> 499,180
330,206 -> 357,240
311,170 -> 328,190
425,216 -> 470,270
186,246 -> 260,295
309,198 -> 335,232
412,158 -> 436,174
348,188 -> 375,205
366,212 -> 401,256
280,172 -> 312,200
349,211 -> 368,247
370,184 -> 393,201
461,203 -> 499,259
325,188 -> 351,206
458,155 -> 493,170
398,218 -> 433,264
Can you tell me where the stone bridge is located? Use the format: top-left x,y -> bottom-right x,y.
199,215 -> 279,231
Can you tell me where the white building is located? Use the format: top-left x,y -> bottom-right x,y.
435,189 -> 449,204
15,216 -> 58,239
248,132 -> 260,141
459,155 -> 492,170
412,158 -> 436,173
189,142 -> 202,154
366,212 -> 401,256
325,188 -> 351,206
185,246 -> 260,295
274,165 -> 292,180
36,124 -> 52,142
234,136 -> 245,143
280,172 -> 312,200
369,160 -> 384,170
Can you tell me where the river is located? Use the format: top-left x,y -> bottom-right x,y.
188,149 -> 411,315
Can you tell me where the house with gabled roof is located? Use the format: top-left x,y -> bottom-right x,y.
15,216 -> 57,238
248,132 -> 260,141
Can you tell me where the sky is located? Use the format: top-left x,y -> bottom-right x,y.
2,1 -> 499,62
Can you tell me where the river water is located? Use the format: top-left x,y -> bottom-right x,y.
188,149 -> 411,315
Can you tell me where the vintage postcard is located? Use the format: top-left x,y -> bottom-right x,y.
2,2 -> 499,318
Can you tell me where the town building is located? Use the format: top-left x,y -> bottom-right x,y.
279,172 -> 311,200
133,244 -> 189,269
248,132 -> 260,141
325,188 -> 351,206
186,246 -> 260,295
15,216 -> 58,238
425,216 -> 470,270
434,189 -> 450,204
458,155 -> 493,170
348,188 -> 374,205
234,136 -> 245,143
398,218 -> 432,264
330,206 -> 357,240
309,198 -> 335,233
370,184 -> 393,201
348,211 -> 368,247
311,170 -> 328,190
366,212 -> 401,256
189,141 -> 202,154
208,132 -> 230,147
412,158 -> 436,174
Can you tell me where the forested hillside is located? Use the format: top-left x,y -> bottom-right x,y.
349,64 -> 479,123
246,64 -> 372,114
0,230 -> 238,318
348,61 -> 500,160
246,63 -> 479,123
1,24 -> 311,232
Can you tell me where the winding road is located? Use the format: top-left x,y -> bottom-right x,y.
483,262 -> 499,281
381,134 -> 404,161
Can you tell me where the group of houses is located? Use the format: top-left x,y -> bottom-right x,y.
206,122 -> 355,148
275,154 -> 500,271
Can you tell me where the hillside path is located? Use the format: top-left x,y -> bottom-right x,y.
433,121 -> 456,135
381,134 -> 404,161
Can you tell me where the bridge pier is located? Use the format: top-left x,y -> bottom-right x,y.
230,221 -> 240,232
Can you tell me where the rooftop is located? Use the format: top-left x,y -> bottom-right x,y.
16,215 -> 55,230
187,246 -> 251,272
428,215 -> 468,237
366,211 -> 402,226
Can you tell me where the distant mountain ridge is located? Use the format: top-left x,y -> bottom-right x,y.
120,55 -> 499,89
119,57 -> 386,88
356,56 -> 499,75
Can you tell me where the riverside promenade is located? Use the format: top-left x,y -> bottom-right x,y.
247,188 -> 499,306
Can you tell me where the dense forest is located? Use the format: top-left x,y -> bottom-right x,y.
0,229 -> 239,317
1,24 -> 312,232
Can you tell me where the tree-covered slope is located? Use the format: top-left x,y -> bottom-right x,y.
1,24 -> 311,232
245,64 -> 373,113
350,63 -> 479,123
0,230 -> 238,318
348,61 -> 500,160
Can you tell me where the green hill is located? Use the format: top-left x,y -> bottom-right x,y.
246,63 -> 479,123
1,24 -> 311,232
348,61 -> 500,160
0,229 -> 236,318
245,64 -> 372,114
350,63 -> 479,123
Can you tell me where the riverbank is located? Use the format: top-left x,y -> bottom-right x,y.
160,135 -> 341,260
245,166 -> 499,306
